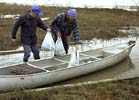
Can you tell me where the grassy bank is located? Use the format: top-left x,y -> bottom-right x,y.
0,77 -> 139,100
0,3 -> 139,50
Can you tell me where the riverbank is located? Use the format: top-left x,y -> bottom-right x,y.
0,77 -> 139,100
0,3 -> 139,50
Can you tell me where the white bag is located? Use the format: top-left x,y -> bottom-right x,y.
55,37 -> 65,56
68,47 -> 79,68
41,32 -> 55,50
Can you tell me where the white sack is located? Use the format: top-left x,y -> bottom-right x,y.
55,37 -> 65,56
68,47 -> 79,68
41,32 -> 55,50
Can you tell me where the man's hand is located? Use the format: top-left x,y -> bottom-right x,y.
75,44 -> 79,50
57,33 -> 61,37
47,28 -> 51,32
67,36 -> 71,43
12,39 -> 16,42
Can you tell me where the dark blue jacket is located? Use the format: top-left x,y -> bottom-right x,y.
11,12 -> 47,45
50,13 -> 80,43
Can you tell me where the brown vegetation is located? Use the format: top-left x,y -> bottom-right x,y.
0,3 -> 139,51
0,78 -> 139,100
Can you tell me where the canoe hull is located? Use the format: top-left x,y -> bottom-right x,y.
0,43 -> 135,92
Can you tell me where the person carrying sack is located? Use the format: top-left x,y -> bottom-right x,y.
50,9 -> 80,54
11,6 -> 48,63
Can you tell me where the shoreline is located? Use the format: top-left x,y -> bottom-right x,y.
0,77 -> 139,99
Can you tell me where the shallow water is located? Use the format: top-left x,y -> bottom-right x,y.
0,36 -> 134,67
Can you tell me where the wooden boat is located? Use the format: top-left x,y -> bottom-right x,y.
0,41 -> 135,92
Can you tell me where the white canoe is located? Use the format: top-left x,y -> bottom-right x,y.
0,41 -> 135,92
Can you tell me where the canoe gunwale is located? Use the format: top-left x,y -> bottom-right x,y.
0,43 -> 135,78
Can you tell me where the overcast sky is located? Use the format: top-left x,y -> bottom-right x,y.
0,0 -> 139,7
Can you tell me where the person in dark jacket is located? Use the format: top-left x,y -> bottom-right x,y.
11,6 -> 48,63
51,9 -> 80,54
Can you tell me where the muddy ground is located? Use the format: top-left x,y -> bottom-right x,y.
0,78 -> 139,100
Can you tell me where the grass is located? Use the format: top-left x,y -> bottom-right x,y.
0,3 -> 139,50
0,78 -> 139,100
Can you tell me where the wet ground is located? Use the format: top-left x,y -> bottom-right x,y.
0,36 -> 139,86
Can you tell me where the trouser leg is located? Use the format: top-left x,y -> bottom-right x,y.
23,45 -> 31,62
61,35 -> 69,54
52,32 -> 57,43
31,44 -> 40,60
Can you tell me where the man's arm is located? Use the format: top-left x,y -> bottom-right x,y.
37,18 -> 48,31
11,16 -> 24,39
73,19 -> 80,44
50,15 -> 62,42
50,15 -> 61,34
